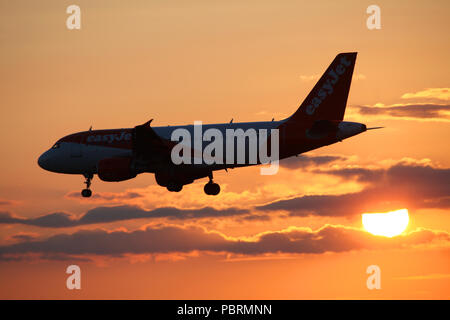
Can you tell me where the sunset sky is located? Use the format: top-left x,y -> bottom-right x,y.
0,0 -> 449,299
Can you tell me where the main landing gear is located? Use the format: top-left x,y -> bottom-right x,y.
81,174 -> 93,198
204,172 -> 220,196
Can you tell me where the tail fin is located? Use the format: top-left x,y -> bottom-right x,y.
289,52 -> 357,123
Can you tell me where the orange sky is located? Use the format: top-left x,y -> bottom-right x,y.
0,0 -> 449,299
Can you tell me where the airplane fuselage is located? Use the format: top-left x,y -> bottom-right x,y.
38,119 -> 366,176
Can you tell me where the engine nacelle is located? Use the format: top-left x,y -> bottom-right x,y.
97,157 -> 136,182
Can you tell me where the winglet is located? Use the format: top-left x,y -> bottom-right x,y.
141,119 -> 153,127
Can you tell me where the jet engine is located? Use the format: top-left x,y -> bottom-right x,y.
97,157 -> 136,182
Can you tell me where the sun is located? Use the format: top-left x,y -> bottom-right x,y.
362,209 -> 410,237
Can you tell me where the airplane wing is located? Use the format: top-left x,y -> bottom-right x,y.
132,119 -> 218,169
132,119 -> 175,162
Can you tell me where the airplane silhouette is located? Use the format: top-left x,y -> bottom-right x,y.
38,52 -> 380,197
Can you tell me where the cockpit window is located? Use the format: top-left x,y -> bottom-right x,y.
51,142 -> 61,149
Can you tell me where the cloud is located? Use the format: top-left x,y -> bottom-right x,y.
0,198 -> 19,206
0,211 -> 76,228
279,154 -> 346,170
322,162 -> 450,201
313,167 -> 384,183
0,253 -> 92,262
237,214 -> 271,222
257,162 -> 450,217
356,103 -> 450,120
7,233 -> 39,242
349,88 -> 450,121
0,206 -> 250,228
2,161 -> 448,226
401,88 -> 449,101
0,224 -> 448,261
66,190 -> 144,202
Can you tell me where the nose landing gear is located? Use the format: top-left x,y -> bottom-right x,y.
81,174 -> 93,198
204,172 -> 220,196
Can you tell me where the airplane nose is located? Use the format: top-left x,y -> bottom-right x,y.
38,152 -> 50,171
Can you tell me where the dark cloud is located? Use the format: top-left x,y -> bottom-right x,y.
38,253 -> 93,262
324,163 -> 450,200
279,154 -> 346,170
0,206 -> 250,228
0,224 -> 447,261
0,253 -> 92,262
237,214 -> 271,222
8,233 -> 39,242
0,212 -> 15,223
357,104 -> 450,119
0,199 -> 18,206
80,206 -> 249,223
313,167 -> 384,183
0,212 -> 76,228
257,163 -> 450,217
257,192 -> 371,217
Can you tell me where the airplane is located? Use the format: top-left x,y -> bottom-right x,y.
38,52 -> 381,198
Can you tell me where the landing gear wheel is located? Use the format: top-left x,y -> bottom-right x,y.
81,173 -> 93,198
204,182 -> 220,196
81,189 -> 92,198
204,172 -> 220,195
